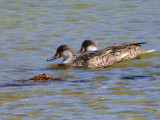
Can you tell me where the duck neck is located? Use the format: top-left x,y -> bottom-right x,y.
62,51 -> 74,64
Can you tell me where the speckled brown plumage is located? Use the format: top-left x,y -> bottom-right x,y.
70,43 -> 149,68
47,43 -> 155,68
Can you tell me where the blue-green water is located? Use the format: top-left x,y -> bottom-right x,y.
0,0 -> 160,119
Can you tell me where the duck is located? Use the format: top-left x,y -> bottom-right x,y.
47,42 -> 155,68
80,39 -> 155,54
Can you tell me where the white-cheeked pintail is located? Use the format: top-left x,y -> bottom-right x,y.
47,41 -> 155,68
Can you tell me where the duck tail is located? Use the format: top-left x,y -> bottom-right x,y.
146,49 -> 156,53
129,42 -> 147,46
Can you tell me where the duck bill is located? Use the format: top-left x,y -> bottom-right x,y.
47,53 -> 60,61
75,47 -> 85,55
80,47 -> 86,53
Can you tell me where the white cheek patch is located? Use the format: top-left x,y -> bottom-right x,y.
87,46 -> 97,51
62,51 -> 68,59
62,51 -> 73,63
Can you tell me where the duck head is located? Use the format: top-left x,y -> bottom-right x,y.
47,45 -> 74,64
80,39 -> 98,53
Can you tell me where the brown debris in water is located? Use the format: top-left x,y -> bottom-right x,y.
0,73 -> 64,88
29,73 -> 54,80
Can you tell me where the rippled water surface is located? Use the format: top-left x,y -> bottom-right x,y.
0,0 -> 160,119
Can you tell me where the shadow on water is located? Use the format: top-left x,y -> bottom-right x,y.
121,75 -> 157,81
0,78 -> 65,88
0,79 -> 91,88
137,52 -> 160,59
45,64 -> 73,70
45,64 -> 95,74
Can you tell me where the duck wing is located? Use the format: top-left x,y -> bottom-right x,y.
103,42 -> 147,52
72,42 -> 147,68
73,42 -> 146,63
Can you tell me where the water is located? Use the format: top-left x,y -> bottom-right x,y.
0,0 -> 160,119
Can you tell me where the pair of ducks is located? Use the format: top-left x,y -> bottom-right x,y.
47,40 -> 155,68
